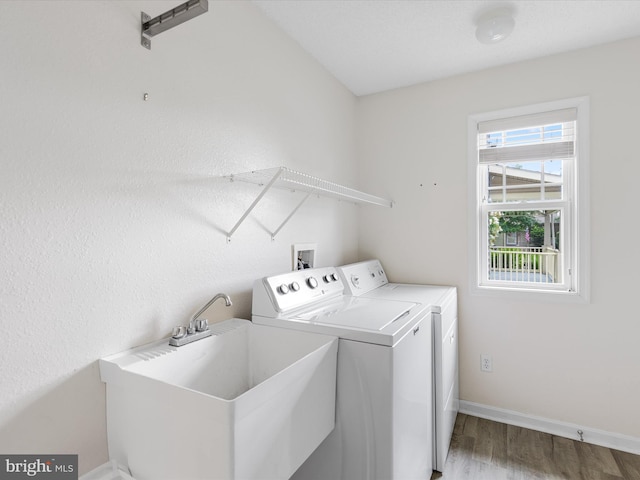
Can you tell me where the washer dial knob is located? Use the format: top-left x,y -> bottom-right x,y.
307,277 -> 319,289
278,284 -> 290,294
290,281 -> 300,292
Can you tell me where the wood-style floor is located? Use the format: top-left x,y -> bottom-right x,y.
432,414 -> 640,480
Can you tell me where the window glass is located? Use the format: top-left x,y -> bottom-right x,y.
487,160 -> 563,203
486,210 -> 562,285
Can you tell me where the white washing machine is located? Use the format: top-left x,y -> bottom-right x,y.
252,266 -> 433,480
337,259 -> 458,472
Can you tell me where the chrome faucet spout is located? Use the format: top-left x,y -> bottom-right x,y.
191,293 -> 233,323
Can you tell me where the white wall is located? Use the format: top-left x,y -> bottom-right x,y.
0,1 -> 359,474
357,37 -> 640,440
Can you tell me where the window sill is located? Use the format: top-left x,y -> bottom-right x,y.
471,283 -> 589,304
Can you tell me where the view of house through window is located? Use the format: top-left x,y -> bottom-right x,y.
469,98 -> 588,296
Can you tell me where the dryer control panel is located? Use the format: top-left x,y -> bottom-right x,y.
338,259 -> 388,296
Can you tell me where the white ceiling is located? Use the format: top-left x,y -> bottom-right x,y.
251,0 -> 640,96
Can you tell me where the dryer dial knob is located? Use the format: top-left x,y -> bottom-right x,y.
290,281 -> 300,292
331,273 -> 339,282
351,275 -> 360,287
307,277 -> 319,289
323,274 -> 332,283
278,284 -> 290,294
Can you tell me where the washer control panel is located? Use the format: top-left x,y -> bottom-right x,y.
338,259 -> 388,296
262,266 -> 344,312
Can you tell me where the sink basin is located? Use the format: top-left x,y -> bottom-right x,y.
99,318 -> 338,480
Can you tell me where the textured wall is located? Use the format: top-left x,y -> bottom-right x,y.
356,37 -> 640,440
0,1 -> 359,474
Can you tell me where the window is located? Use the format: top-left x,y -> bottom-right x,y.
468,97 -> 589,300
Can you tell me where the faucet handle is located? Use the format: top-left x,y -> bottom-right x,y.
172,326 -> 188,339
195,319 -> 209,332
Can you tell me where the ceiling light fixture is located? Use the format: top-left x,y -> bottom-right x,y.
475,8 -> 515,45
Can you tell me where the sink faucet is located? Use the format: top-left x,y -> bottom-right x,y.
170,293 -> 233,347
188,293 -> 233,333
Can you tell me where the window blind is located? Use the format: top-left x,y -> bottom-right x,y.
478,108 -> 577,164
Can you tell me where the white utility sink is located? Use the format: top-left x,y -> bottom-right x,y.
100,318 -> 338,480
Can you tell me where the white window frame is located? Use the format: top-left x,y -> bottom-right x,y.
467,97 -> 590,302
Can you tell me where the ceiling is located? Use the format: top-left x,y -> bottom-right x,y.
251,0 -> 640,96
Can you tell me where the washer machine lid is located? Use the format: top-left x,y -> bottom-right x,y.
254,296 -> 425,346
290,296 -> 418,332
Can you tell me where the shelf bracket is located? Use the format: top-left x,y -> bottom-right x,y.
141,0 -> 208,50
271,192 -> 313,241
227,168 -> 284,243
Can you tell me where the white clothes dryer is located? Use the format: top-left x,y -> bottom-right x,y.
252,266 -> 433,480
337,259 -> 458,472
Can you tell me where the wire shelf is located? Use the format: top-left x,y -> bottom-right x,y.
225,166 -> 393,241
229,167 -> 393,207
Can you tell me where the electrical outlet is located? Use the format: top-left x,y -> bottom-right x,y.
481,354 -> 493,372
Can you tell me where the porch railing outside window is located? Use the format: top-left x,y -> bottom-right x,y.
488,246 -> 559,283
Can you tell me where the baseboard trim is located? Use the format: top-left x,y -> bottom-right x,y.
459,400 -> 640,455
